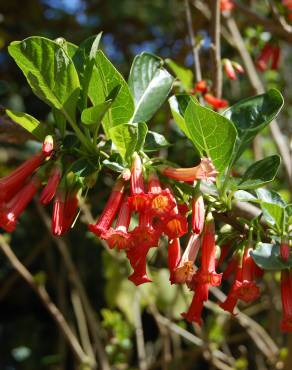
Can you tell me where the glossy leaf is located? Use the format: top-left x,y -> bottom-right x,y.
234,190 -> 257,202
238,155 -> 281,190
128,52 -> 174,123
165,59 -> 193,91
8,36 -> 80,121
184,100 -> 237,172
256,189 -> 285,230
88,50 -> 134,137
251,243 -> 292,270
5,109 -> 49,141
109,123 -> 138,162
71,158 -> 96,177
102,159 -> 125,173
144,131 -> 171,152
223,89 -> 284,163
81,100 -> 113,126
169,94 -> 194,139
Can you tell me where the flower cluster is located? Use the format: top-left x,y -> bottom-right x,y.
193,80 -> 229,110
223,59 -> 244,80
0,136 -> 79,236
89,153 -> 217,287
256,43 -> 280,72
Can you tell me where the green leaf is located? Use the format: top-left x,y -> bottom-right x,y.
234,190 -> 257,202
144,131 -> 171,152
184,100 -> 237,172
8,36 -> 80,121
169,94 -> 195,140
238,155 -> 281,190
251,243 -> 292,270
136,122 -> 148,152
52,108 -> 66,137
71,158 -> 96,177
223,89 -> 284,163
256,189 -> 285,230
165,59 -> 193,91
103,159 -> 125,173
128,52 -> 174,123
88,50 -> 134,137
109,123 -> 138,162
81,100 -> 113,126
5,109 -> 49,141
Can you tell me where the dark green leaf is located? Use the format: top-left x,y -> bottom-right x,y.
251,243 -> 292,270
5,109 -> 49,141
88,50 -> 134,137
8,36 -> 80,121
238,155 -> 281,190
144,131 -> 171,152
223,89 -> 284,163
103,159 -> 125,173
128,52 -> 174,123
71,158 -> 96,177
184,100 -> 237,172
109,123 -> 138,162
52,108 -> 66,137
165,59 -> 193,91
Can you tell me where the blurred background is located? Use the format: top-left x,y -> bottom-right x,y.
0,0 -> 292,369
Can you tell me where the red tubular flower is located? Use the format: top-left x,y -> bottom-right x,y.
147,172 -> 176,217
39,165 -> 62,205
127,243 -> 152,285
163,208 -> 188,239
42,135 -> 54,156
168,238 -> 181,283
220,0 -> 234,12
193,214 -> 222,299
62,190 -> 79,234
130,212 -> 160,248
222,254 -> 239,280
0,176 -> 40,232
51,190 -> 65,236
192,193 -> 205,234
280,237 -> 290,262
181,284 -> 209,325
172,233 -> 200,284
128,153 -> 149,212
89,178 -> 125,237
271,46 -> 280,70
194,80 -> 208,94
233,61 -> 244,74
101,196 -> 132,250
204,94 -> 228,109
223,59 -> 237,80
220,247 -> 260,314
160,157 -> 218,183
256,44 -> 280,72
280,269 -> 292,332
0,153 -> 44,203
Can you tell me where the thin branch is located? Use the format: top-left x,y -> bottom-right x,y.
71,288 -> 96,365
36,203 -> 111,370
0,234 -> 92,367
224,15 -> 292,190
184,0 -> 202,82
211,0 -> 223,98
134,290 -> 148,370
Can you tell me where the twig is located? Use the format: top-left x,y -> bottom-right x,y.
184,0 -> 202,82
0,234 -> 92,367
224,15 -> 292,189
211,0 -> 223,98
233,0 -> 292,42
134,290 -> 148,370
36,203 -> 111,370
71,288 -> 96,365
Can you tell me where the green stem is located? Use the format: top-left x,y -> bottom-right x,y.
62,109 -> 95,153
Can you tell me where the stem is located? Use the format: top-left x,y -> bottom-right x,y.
62,109 -> 95,153
211,0 -> 222,98
184,0 -> 202,82
0,234 -> 91,367
134,290 -> 147,370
